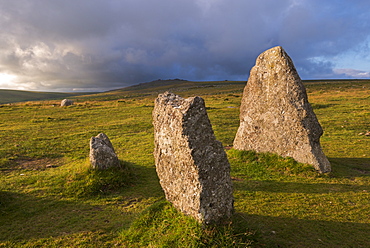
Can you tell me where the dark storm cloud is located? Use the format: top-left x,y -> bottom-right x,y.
0,0 -> 369,91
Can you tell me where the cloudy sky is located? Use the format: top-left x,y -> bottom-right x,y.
0,0 -> 370,92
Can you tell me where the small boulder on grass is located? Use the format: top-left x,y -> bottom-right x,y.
89,133 -> 120,169
61,99 -> 73,106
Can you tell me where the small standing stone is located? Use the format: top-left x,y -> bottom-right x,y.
153,92 -> 234,224
233,46 -> 331,173
89,133 -> 120,169
61,99 -> 73,106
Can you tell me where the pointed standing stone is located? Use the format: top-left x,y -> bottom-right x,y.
89,133 -> 120,169
153,92 -> 234,224
233,46 -> 331,173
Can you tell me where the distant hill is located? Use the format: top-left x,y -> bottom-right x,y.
116,78 -> 245,92
3,78 -> 363,104
119,78 -> 191,91
61,79 -> 246,102
0,89 -> 93,104
0,79 -> 225,104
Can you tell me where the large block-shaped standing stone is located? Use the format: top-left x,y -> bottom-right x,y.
233,46 -> 331,173
153,92 -> 234,224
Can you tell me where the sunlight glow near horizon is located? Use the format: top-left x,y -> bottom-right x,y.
0,73 -> 18,88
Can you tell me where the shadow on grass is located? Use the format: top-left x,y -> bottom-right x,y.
0,161 -> 163,244
310,103 -> 338,109
329,157 -> 370,178
120,161 -> 163,199
235,212 -> 370,247
233,180 -> 368,194
0,190 -> 135,245
232,158 -> 370,194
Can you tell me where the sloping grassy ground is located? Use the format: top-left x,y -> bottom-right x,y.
0,80 -> 369,247
0,89 -> 90,105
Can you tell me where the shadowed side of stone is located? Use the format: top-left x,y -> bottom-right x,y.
153,92 -> 234,224
233,46 -> 331,173
89,133 -> 120,169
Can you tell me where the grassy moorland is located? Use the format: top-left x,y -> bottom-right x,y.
0,89 -> 91,105
0,80 -> 369,247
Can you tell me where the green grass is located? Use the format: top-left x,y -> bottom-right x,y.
120,201 -> 255,247
0,89 -> 91,104
229,149 -> 370,247
0,80 -> 369,247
